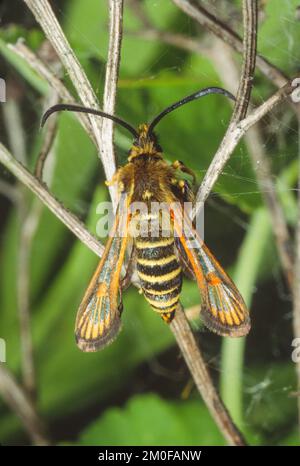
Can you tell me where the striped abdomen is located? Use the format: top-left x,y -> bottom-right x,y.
135,219 -> 182,322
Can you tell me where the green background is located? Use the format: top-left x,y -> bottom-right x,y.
0,0 -> 299,446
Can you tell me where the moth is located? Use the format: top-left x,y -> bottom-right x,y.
42,87 -> 251,352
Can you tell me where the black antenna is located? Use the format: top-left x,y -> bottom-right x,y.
41,103 -> 139,139
148,87 -> 235,136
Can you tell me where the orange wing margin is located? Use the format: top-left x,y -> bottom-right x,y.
75,194 -> 130,351
172,204 -> 250,337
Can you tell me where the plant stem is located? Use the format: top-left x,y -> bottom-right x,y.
170,305 -> 246,445
221,208 -> 271,426
0,142 -> 104,258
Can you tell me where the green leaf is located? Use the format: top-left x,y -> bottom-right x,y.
258,0 -> 300,72
77,393 -> 225,446
278,428 -> 300,446
0,112 -> 99,370
244,362 -> 297,433
221,208 -> 272,427
0,36 -> 48,95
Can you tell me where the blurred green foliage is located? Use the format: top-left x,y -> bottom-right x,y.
0,0 -> 299,446
77,394 -> 225,446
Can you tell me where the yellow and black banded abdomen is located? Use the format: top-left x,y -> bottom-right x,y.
135,235 -> 182,322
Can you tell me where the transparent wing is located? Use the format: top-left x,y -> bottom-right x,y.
172,205 -> 250,337
75,194 -> 130,351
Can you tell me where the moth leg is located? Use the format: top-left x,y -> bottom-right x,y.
171,176 -> 193,200
105,171 -> 119,187
171,160 -> 196,185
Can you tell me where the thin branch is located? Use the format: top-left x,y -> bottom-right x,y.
195,0 -> 257,211
1,87 -> 38,397
0,365 -> 50,445
23,0 -> 117,201
1,93 -> 26,164
185,304 -> 200,322
230,0 -> 257,123
170,305 -> 246,446
0,142 -> 104,258
209,39 -> 293,289
35,92 -> 60,180
196,77 -> 298,207
17,91 -> 60,400
23,0 -> 100,112
100,0 -> 124,206
172,0 -> 288,88
8,40 -> 95,141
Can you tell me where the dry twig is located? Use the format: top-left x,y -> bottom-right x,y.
172,0 -> 287,88
208,39 -> 293,289
0,142 -> 104,258
23,0 -> 117,202
2,90 -> 37,398
196,0 -> 257,210
8,40 -> 94,141
196,77 -> 298,206
100,0 -> 124,207
0,365 -> 50,445
35,92 -> 60,180
170,305 -> 246,446
18,91 -> 61,400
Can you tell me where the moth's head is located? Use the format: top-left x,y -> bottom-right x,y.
41,88 -> 235,164
128,124 -> 162,162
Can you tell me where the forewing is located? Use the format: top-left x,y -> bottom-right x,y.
172,205 -> 250,337
75,195 -> 130,351
197,241 -> 250,336
174,237 -> 196,280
